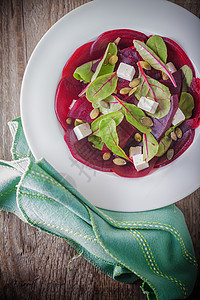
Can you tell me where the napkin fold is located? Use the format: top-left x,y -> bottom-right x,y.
0,118 -> 198,300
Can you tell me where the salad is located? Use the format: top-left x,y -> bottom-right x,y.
55,29 -> 200,178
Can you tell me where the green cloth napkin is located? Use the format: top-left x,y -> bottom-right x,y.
0,118 -> 198,300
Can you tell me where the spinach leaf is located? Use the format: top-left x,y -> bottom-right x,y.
114,96 -> 151,133
88,134 -> 104,150
92,95 -> 121,114
146,35 -> 167,64
180,65 -> 193,92
73,59 -> 99,83
99,118 -> 131,161
134,63 -> 171,119
86,72 -> 118,103
91,42 -> 117,82
156,136 -> 172,157
143,133 -> 159,162
133,40 -> 176,87
91,111 -> 124,137
179,92 -> 194,119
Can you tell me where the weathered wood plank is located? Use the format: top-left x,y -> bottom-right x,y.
0,0 -> 199,299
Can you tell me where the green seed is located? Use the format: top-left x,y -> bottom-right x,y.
103,152 -> 111,161
175,127 -> 183,139
167,149 -> 174,160
75,119 -> 84,126
128,87 -> 137,96
90,108 -> 99,119
120,87 -> 132,95
140,117 -> 153,127
66,118 -> 73,125
139,61 -> 151,70
113,158 -> 127,166
100,100 -> 110,109
129,78 -> 140,88
134,133 -> 142,142
109,55 -> 118,65
170,131 -> 177,141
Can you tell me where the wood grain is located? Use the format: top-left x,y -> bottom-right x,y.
0,0 -> 199,299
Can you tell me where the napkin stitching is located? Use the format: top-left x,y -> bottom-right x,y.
99,214 -> 197,266
129,229 -> 188,298
88,208 -> 159,300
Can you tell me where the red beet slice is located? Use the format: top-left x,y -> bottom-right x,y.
117,119 -> 136,148
55,76 -> 83,131
64,125 -> 113,172
90,29 -> 148,60
155,120 -> 195,168
151,95 -> 179,140
190,78 -> 200,122
67,96 -> 94,123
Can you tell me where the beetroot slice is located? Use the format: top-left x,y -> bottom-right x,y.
112,157 -> 157,178
90,29 -> 148,60
155,120 -> 195,168
67,96 -> 94,123
151,95 -> 179,140
64,125 -> 113,172
62,41 -> 93,78
163,37 -> 196,76
190,78 -> 200,122
55,76 -> 83,131
117,119 -> 136,148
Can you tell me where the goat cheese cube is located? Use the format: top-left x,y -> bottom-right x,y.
117,62 -> 135,81
172,108 -> 185,126
166,62 -> 177,73
129,146 -> 142,159
132,154 -> 149,171
138,96 -> 159,114
73,123 -> 92,140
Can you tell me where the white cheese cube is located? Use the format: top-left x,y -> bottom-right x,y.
73,123 -> 92,140
129,146 -> 142,159
132,154 -> 149,171
172,108 -> 185,126
117,62 -> 135,81
138,96 -> 159,114
166,62 -> 177,74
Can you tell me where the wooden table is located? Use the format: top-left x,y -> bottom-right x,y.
0,0 -> 199,299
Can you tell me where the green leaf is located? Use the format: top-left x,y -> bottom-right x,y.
91,42 -> 117,81
91,111 -> 124,137
146,35 -> 167,64
143,133 -> 159,162
179,92 -> 194,119
133,40 -> 177,87
164,125 -> 176,137
88,134 -> 104,150
156,136 -> 172,157
115,97 -> 151,133
92,95 -> 121,114
99,118 -> 130,161
180,65 -> 193,92
73,59 -> 98,83
86,72 -> 118,103
134,66 -> 171,119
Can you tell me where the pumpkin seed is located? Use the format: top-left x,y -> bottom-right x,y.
75,119 -> 84,126
90,108 -> 99,119
66,117 -> 73,125
113,158 -> 127,166
139,61 -> 151,70
128,87 -> 137,96
114,37 -> 121,45
129,78 -> 140,88
167,149 -> 174,160
109,55 -> 118,65
100,100 -> 110,109
170,131 -> 177,141
140,117 -> 153,127
162,71 -> 169,80
134,133 -> 142,143
120,87 -> 132,95
103,152 -> 111,161
175,127 -> 183,139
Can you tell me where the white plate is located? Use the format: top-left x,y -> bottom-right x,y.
20,0 -> 200,212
